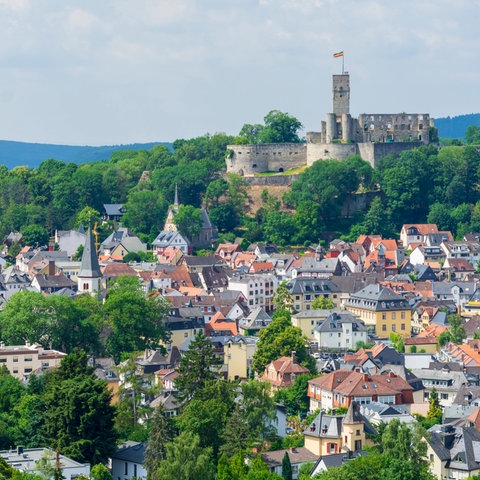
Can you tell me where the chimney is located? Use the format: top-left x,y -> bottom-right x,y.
17,446 -> 24,455
291,351 -> 296,362
48,260 -> 55,276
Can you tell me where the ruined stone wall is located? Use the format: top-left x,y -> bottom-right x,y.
241,174 -> 300,186
358,113 -> 431,144
226,143 -> 307,175
357,141 -> 424,167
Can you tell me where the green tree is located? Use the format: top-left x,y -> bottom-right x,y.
115,355 -> 159,440
274,374 -> 315,416
20,224 -> 49,247
155,431 -> 215,480
465,125 -> 480,145
173,204 -> 203,241
144,405 -> 174,479
310,296 -> 334,310
389,332 -> 405,353
102,276 -> 170,363
259,110 -> 303,144
426,387 -> 443,426
0,291 -> 53,346
75,206 -> 101,230
42,351 -> 117,465
175,330 -> 220,401
273,282 -> 294,312
177,380 -> 236,460
90,464 -> 112,480
252,312 -> 315,374
281,452 -> 292,480
447,314 -> 466,344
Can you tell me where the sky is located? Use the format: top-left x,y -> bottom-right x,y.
0,0 -> 478,145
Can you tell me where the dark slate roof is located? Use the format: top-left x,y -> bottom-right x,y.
315,312 -> 367,333
103,204 -> 125,216
428,425 -> 480,471
346,284 -> 409,311
285,278 -> 340,294
78,224 -> 102,278
111,442 -> 145,464
34,273 -> 77,289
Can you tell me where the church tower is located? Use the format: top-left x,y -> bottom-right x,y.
332,73 -> 350,115
77,223 -> 102,297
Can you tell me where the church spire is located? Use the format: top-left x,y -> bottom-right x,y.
78,223 -> 102,279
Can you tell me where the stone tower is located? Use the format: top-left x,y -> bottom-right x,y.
333,73 -> 350,115
77,223 -> 102,297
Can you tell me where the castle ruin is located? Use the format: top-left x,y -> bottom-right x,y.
226,73 -> 436,174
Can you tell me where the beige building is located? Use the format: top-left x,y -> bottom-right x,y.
345,284 -> 412,339
304,402 -> 375,457
0,342 -> 66,379
224,336 -> 258,381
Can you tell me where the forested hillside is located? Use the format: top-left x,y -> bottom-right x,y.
2,133 -> 480,250
0,140 -> 171,169
435,113 -> 480,139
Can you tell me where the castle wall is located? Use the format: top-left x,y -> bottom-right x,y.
306,143 -> 359,166
241,174 -> 300,186
226,143 -> 306,175
357,141 -> 424,167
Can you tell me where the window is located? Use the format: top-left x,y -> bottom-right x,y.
0,359 -> 6,363
13,357 -> 18,363
329,443 -> 336,453
401,312 -> 405,319
124,463 -> 128,475
401,324 -> 405,331
134,465 -> 137,477
25,357 -> 33,362
382,324 -> 387,331
392,324 -> 396,332
356,429 -> 360,435
441,393 -> 449,400
24,368 -> 32,373
391,312 -> 396,320
354,439 -> 362,451
382,313 -> 386,320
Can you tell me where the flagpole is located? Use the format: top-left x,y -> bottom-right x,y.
342,54 -> 344,74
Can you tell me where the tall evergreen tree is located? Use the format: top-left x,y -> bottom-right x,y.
175,331 -> 220,401
144,406 -> 174,480
281,452 -> 292,480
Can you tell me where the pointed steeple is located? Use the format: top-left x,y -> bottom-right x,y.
343,401 -> 360,425
78,223 -> 102,279
78,223 -> 85,234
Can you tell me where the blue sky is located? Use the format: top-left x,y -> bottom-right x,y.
0,0 -> 478,145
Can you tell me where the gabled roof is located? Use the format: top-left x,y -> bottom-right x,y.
103,204 -> 125,216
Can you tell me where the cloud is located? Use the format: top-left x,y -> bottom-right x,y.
0,0 -> 478,143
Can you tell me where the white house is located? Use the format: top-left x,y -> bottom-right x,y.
0,447 -> 90,480
110,442 -> 147,480
313,312 -> 368,351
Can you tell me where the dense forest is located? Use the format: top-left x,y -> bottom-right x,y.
2,115 -> 480,251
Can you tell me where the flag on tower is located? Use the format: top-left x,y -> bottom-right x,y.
333,51 -> 344,58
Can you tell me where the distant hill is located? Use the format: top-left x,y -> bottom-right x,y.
435,114 -> 480,139
0,140 -> 172,169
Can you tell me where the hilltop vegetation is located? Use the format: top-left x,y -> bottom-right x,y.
1,116 -> 480,249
